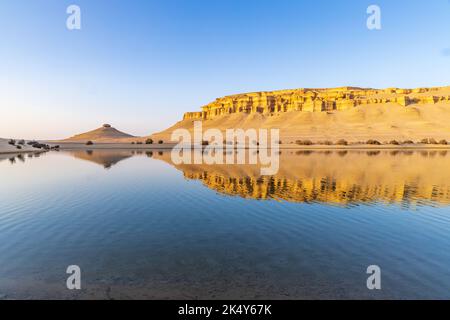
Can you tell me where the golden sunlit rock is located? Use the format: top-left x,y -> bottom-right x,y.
152,86 -> 450,143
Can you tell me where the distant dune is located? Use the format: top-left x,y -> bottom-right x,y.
151,86 -> 450,143
61,124 -> 136,143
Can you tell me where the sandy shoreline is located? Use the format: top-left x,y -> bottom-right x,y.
44,142 -> 450,151
45,142 -> 177,150
3,140 -> 450,154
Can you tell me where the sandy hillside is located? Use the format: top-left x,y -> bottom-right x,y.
150,86 -> 450,143
152,103 -> 450,143
61,124 -> 136,143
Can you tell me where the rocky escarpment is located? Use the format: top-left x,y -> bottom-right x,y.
148,85 -> 450,143
183,86 -> 450,120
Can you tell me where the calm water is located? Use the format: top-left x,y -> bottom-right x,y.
0,149 -> 450,299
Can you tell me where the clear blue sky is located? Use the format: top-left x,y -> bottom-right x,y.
1,0 -> 449,139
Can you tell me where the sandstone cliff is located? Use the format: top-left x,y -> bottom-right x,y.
152,86 -> 450,143
182,86 -> 450,120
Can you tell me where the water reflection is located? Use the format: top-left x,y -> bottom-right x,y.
2,148 -> 450,299
0,152 -> 42,164
61,149 -> 450,207
71,150 -> 133,169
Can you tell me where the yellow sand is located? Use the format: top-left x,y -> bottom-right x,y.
152,86 -> 450,143
152,102 -> 450,143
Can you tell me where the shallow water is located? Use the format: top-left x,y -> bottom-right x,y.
0,149 -> 449,299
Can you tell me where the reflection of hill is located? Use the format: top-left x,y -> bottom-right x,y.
70,150 -> 134,169
156,150 -> 450,206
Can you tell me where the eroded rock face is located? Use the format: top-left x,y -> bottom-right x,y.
183,86 -> 450,120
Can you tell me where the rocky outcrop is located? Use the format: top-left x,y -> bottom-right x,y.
183,86 -> 450,120
62,124 -> 135,142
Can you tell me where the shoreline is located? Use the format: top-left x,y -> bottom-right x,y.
42,142 -> 450,151
0,149 -> 48,155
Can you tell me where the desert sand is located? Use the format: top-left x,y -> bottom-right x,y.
48,142 -> 176,150
151,86 -> 450,144
62,124 -> 136,142
51,86 -> 450,146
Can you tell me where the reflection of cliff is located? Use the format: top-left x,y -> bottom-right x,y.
160,150 -> 450,206
70,150 -> 134,169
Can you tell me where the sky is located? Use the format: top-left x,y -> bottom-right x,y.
1,0 -> 450,139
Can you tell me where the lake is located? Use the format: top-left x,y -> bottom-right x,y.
0,149 -> 449,299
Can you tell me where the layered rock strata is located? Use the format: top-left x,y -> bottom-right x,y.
183,86 -> 450,120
